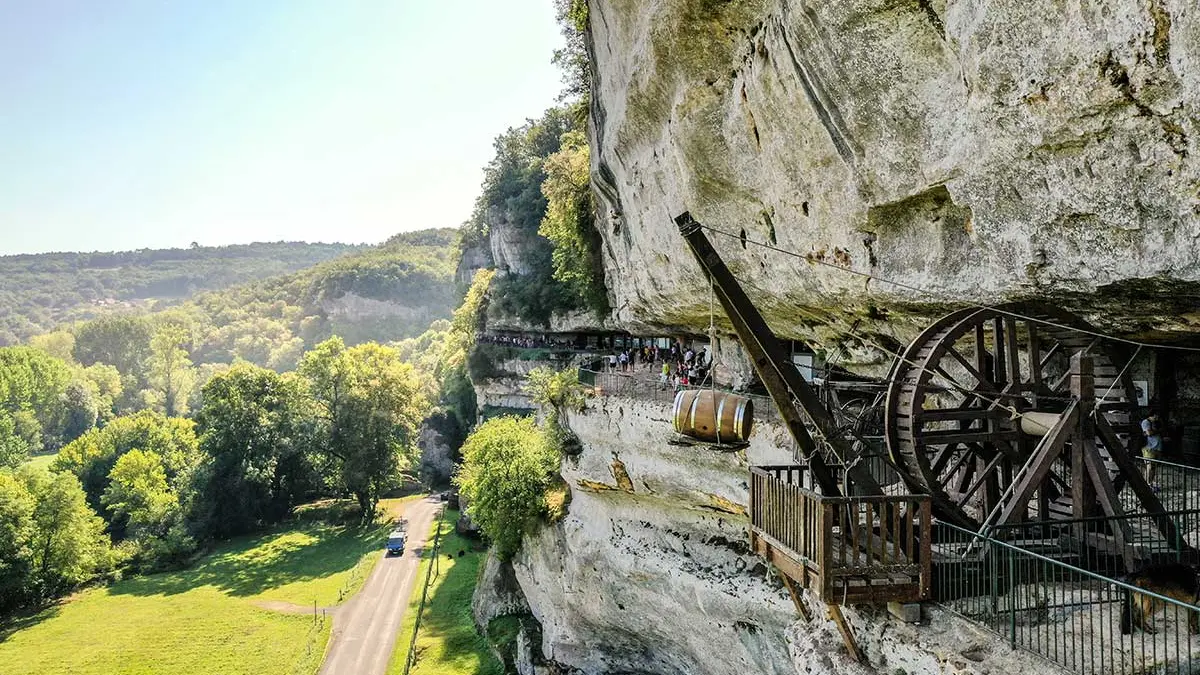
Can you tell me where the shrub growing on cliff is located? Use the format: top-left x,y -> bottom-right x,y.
454,416 -> 558,558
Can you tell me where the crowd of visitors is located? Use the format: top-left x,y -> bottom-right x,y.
476,333 -> 575,349
601,342 -> 712,391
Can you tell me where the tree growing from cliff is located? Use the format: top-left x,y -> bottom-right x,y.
539,130 -> 609,315
454,416 -> 559,559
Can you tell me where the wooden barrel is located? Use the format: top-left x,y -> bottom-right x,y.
673,390 -> 754,443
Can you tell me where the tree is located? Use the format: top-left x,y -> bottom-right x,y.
28,331 -> 76,362
55,411 -> 199,533
193,364 -> 315,538
148,322 -> 196,417
58,381 -> 99,444
552,0 -> 591,106
23,469 -> 112,597
103,449 -> 177,537
539,129 -> 609,314
0,412 -> 37,468
101,448 -> 191,566
454,416 -> 558,558
0,346 -> 73,451
301,338 -> 427,524
0,470 -> 36,611
73,315 -> 154,410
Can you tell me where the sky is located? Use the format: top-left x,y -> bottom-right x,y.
0,0 -> 566,255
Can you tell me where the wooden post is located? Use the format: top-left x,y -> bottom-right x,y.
1070,354 -> 1096,520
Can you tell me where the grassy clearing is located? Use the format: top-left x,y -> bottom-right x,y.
387,510 -> 502,675
22,453 -> 57,472
0,496 -> 424,675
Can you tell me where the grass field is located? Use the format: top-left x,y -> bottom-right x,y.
0,496 -> 422,675
22,453 -> 57,472
388,510 -> 502,675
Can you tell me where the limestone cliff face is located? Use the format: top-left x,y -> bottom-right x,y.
588,0 -> 1200,346
484,396 -> 1054,675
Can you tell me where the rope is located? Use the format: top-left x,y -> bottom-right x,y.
696,222 -> 1200,354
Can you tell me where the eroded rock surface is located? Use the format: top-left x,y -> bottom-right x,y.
588,0 -> 1200,349
493,396 -> 1055,674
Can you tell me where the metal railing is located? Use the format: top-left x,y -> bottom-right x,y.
987,510 -> 1198,580
935,520 -> 1200,675
1123,457 -> 1200,515
749,465 -> 931,604
578,368 -> 782,424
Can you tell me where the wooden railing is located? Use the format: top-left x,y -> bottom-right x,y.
749,465 -> 932,604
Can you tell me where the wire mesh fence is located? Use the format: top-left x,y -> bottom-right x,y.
935,520 -> 1200,675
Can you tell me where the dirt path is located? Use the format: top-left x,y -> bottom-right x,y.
317,496 -> 442,675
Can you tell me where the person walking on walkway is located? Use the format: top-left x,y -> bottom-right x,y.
1142,413 -> 1163,489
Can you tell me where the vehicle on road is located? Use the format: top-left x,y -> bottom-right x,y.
386,530 -> 406,556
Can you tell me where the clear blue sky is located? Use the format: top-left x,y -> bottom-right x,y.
0,1 -> 566,255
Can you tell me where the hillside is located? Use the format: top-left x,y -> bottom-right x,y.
181,228 -> 462,368
0,241 -> 363,345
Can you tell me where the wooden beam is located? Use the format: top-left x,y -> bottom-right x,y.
1082,440 -> 1136,572
780,572 -> 813,622
1095,413 -> 1186,549
827,603 -> 866,664
1004,317 -> 1021,385
1070,354 -> 1096,520
916,430 -> 1018,445
994,402 -> 1079,526
676,213 -> 883,498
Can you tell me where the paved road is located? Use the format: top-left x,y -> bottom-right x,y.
318,496 -> 442,675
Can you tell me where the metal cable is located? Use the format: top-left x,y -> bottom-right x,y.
697,222 -> 1200,354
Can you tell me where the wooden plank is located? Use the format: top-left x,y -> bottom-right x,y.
945,346 -> 999,393
1028,323 -> 1043,395
1004,317 -> 1021,385
917,430 -> 1018,445
780,572 -> 813,622
921,408 -> 1008,422
919,499 -> 932,600
960,452 -> 1005,504
993,318 -> 1007,387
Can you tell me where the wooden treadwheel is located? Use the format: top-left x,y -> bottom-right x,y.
884,303 -> 1141,530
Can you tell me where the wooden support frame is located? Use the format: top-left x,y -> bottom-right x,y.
675,212 -> 883,498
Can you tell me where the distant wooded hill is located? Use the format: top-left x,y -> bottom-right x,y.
0,241 -> 363,344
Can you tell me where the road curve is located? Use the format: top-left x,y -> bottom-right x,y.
318,496 -> 442,675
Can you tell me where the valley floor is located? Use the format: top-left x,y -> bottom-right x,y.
0,496 -> 422,675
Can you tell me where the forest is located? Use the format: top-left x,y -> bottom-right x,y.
0,268 -> 491,616
0,0 -> 606,621
0,241 -> 362,345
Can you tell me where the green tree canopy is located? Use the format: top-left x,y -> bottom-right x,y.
454,416 -> 559,558
301,338 -> 428,523
55,411 -> 198,530
193,364 -> 316,539
22,469 -> 112,598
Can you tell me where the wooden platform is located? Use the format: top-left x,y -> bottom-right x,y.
750,465 -> 932,604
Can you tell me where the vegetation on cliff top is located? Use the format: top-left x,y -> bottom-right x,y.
0,241 -> 361,346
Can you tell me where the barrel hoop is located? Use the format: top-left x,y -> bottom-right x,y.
716,394 -> 727,445
734,398 -> 748,439
672,392 -> 685,433
688,392 -> 702,432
